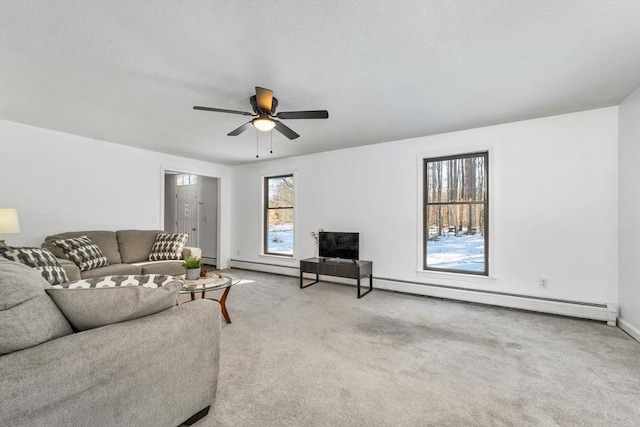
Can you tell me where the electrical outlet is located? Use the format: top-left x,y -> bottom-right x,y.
539,278 -> 548,289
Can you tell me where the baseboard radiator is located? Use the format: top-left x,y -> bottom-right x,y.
229,259 -> 617,326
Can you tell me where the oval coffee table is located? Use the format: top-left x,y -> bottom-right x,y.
180,273 -> 239,324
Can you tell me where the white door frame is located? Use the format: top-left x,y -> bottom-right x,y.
160,166 -> 222,267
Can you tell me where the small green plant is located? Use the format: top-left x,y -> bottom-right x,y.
182,256 -> 202,269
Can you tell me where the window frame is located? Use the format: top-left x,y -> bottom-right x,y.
423,151 -> 489,276
263,173 -> 295,257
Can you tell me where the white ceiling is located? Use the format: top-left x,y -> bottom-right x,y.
1,1 -> 639,166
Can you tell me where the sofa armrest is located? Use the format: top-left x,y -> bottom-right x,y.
57,257 -> 81,282
0,299 -> 221,427
183,246 -> 202,259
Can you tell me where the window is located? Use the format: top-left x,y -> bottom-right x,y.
264,174 -> 294,256
424,152 -> 488,275
176,174 -> 197,186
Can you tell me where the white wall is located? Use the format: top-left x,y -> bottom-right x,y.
0,120 -> 232,268
618,87 -> 640,337
231,107 -> 619,304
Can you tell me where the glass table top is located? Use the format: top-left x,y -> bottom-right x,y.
179,272 -> 239,293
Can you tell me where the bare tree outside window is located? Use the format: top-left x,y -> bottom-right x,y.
424,152 -> 488,274
264,174 -> 294,256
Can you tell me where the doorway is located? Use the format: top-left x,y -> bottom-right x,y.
164,172 -> 219,267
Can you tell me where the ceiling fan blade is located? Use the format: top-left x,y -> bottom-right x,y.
227,121 -> 253,136
194,106 -> 253,116
274,120 -> 300,140
255,87 -> 273,112
276,110 -> 329,120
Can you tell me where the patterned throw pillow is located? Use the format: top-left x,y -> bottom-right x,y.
51,235 -> 109,272
49,274 -> 179,289
148,233 -> 189,261
0,246 -> 69,285
46,274 -> 183,331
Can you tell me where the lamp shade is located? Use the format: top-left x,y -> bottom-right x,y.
0,208 -> 20,234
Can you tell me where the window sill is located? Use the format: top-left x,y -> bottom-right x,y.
415,270 -> 497,284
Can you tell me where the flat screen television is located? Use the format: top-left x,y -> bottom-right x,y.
319,232 -> 359,260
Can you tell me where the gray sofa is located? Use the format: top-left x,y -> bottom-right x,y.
0,259 -> 220,427
42,230 -> 202,281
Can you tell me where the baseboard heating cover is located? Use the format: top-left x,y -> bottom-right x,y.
229,259 -> 617,325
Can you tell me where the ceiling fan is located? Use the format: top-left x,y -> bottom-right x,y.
193,87 -> 328,140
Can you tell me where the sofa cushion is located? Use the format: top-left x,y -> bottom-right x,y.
43,231 -> 122,265
0,246 -> 69,285
148,233 -> 189,261
52,235 -> 110,272
117,229 -> 163,263
134,260 -> 186,276
79,263 -> 143,278
47,274 -> 183,331
0,258 -> 73,355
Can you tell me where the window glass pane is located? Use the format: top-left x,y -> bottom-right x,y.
268,176 -> 294,208
426,204 -> 485,272
265,174 -> 294,256
267,207 -> 293,255
427,156 -> 486,203
176,174 -> 198,186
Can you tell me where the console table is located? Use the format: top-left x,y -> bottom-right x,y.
299,257 -> 373,298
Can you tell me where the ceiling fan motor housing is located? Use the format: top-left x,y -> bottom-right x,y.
250,95 -> 278,115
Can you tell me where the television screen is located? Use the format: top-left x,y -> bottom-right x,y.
319,232 -> 359,260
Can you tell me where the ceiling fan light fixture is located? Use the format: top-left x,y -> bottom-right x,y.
252,116 -> 276,132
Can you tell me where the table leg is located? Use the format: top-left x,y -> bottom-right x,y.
300,271 -> 320,289
357,274 -> 373,298
218,286 -> 232,324
190,292 -> 195,301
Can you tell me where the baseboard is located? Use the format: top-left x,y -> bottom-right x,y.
374,277 -> 616,325
229,259 -> 617,325
202,256 -> 217,266
617,317 -> 640,342
230,259 -> 299,276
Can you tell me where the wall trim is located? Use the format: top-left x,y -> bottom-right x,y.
617,317 -> 640,343
229,259 -> 617,325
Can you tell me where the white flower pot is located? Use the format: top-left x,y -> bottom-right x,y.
185,268 -> 201,280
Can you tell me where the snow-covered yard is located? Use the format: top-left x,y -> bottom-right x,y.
267,224 -> 294,255
267,225 -> 485,272
427,232 -> 485,272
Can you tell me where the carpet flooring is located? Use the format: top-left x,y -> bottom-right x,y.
189,269 -> 639,427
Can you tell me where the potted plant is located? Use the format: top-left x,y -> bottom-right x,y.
182,256 -> 203,280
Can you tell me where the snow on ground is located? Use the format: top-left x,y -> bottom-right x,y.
267,225 -> 485,272
267,224 -> 294,254
427,232 -> 485,271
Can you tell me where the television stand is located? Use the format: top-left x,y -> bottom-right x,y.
299,257 -> 373,298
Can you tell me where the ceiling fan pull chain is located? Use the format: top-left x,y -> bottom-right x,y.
256,131 -> 259,158
270,130 -> 273,154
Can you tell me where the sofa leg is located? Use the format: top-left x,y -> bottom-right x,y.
183,406 -> 210,426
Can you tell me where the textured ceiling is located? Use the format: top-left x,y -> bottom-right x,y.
1,0 -> 639,166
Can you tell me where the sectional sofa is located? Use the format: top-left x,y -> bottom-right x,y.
42,230 -> 201,281
0,258 -> 220,427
